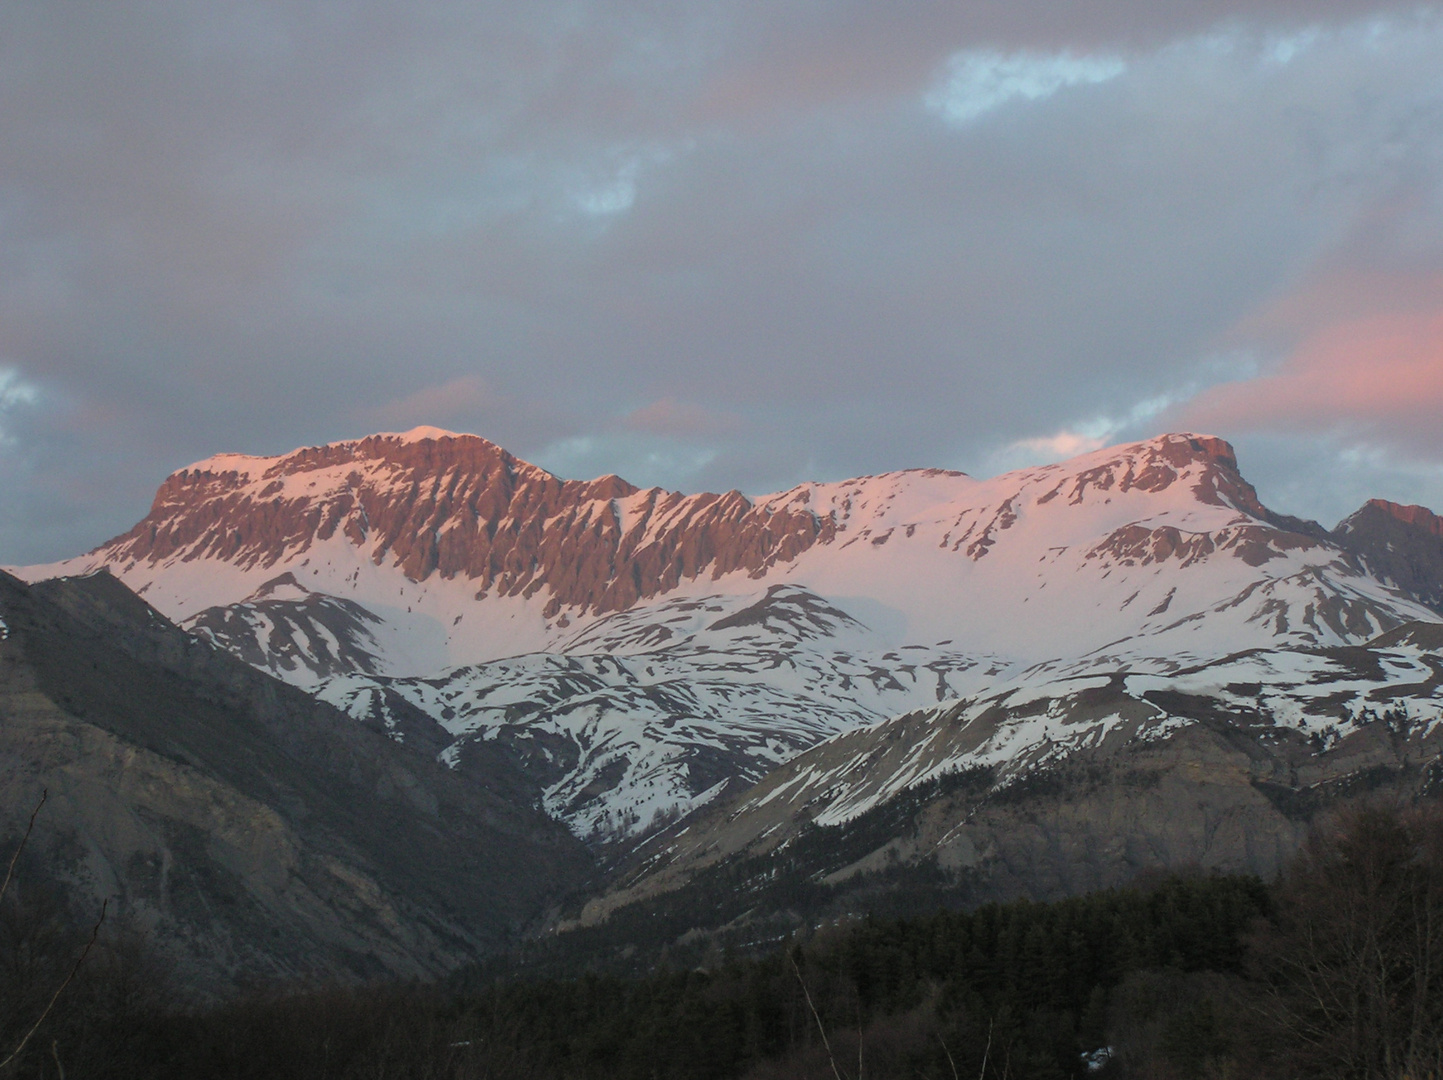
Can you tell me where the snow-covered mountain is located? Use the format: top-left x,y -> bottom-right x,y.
316,585 -> 1007,839
707,629 -> 1443,840
17,428 -> 1443,841
571,624 -> 1443,934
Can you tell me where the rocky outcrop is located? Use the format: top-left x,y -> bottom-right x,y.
1042,434 -> 1249,505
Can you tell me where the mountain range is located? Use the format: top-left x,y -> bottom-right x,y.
8,428 -> 1443,979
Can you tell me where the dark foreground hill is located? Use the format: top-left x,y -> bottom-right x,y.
0,569 -> 592,993
9,802 -> 1439,1080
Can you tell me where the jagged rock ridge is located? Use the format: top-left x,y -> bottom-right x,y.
1332,499 -> 1443,614
87,429 -> 831,619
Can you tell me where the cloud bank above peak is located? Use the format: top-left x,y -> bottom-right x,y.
1,1 -> 1442,561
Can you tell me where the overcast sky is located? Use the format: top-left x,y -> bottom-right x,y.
3,1 -> 1443,563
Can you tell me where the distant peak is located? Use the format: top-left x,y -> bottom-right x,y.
1353,499 -> 1443,538
990,433 -> 1240,486
243,573 -> 312,604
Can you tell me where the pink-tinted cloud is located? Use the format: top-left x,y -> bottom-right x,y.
621,397 -> 741,439
1180,294 -> 1443,452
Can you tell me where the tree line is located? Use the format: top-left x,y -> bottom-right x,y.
3,800 -> 1442,1078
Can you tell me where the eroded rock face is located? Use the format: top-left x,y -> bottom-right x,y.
95,431 -> 834,617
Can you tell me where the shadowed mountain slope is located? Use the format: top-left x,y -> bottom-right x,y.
0,569 -> 592,994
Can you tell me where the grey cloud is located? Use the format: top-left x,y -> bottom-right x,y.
1,2 -> 1441,562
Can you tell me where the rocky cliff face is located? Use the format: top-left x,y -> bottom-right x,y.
30,429 -> 1436,671
81,431 -> 1262,612
0,569 -> 591,994
87,428 -> 832,620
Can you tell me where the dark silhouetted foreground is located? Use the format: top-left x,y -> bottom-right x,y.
4,800 -> 1442,1078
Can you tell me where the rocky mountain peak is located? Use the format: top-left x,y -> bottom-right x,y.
1353,498 -> 1443,538
1055,433 -> 1258,512
28,427 -> 1439,676
1160,432 -> 1237,468
1331,497 -> 1443,614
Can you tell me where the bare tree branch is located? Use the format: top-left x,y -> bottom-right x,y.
0,788 -> 46,907
935,1032 -> 959,1080
790,950 -> 845,1080
0,898 -> 107,1073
